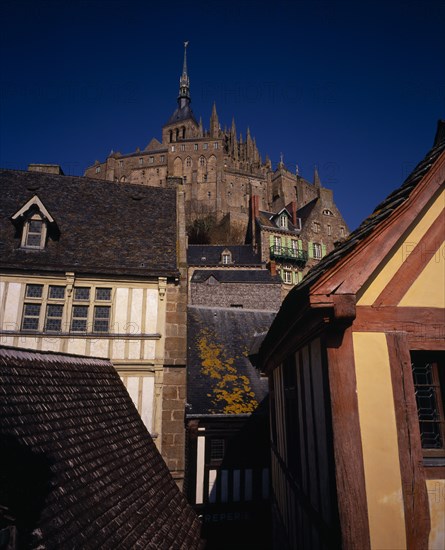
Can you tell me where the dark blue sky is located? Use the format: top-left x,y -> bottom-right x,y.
1,0 -> 444,230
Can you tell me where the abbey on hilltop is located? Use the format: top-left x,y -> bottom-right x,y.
85,43 -> 349,284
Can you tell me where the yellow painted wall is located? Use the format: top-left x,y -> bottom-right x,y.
353,332 -> 407,549
358,188 -> 444,306
426,480 -> 445,550
399,244 -> 445,307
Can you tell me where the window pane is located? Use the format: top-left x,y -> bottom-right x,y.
26,234 -> 42,247
45,304 -> 63,332
93,306 -> 110,332
49,285 -> 65,299
25,284 -> 43,298
22,303 -> 41,330
24,303 -> 41,316
210,439 -> 225,461
29,220 -> 43,233
73,287 -> 90,301
96,288 -> 111,301
71,305 -> 89,332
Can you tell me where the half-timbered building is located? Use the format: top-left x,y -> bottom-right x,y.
259,121 -> 445,549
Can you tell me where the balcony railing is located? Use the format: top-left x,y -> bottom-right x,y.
270,245 -> 308,266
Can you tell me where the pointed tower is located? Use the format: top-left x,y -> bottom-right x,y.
198,116 -> 203,137
246,127 -> 253,161
313,165 -> 321,188
162,42 -> 199,143
178,41 -> 191,109
230,118 -> 238,160
210,102 -> 219,138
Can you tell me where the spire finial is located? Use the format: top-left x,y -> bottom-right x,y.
178,41 -> 191,108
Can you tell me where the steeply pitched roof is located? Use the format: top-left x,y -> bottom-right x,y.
256,209 -> 300,233
187,245 -> 262,266
191,269 -> 280,284
187,306 -> 275,416
0,346 -> 202,549
260,122 -> 445,364
164,104 -> 198,127
0,170 -> 178,278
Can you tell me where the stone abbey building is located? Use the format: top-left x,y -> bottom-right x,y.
84,43 -> 349,286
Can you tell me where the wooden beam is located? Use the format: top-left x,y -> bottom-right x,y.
386,332 -> 430,550
326,326 -> 371,549
375,210 -> 445,306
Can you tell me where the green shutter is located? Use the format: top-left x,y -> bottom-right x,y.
308,241 -> 313,259
321,243 -> 327,257
293,271 -> 298,284
298,239 -> 303,250
269,234 -> 275,248
286,236 -> 291,249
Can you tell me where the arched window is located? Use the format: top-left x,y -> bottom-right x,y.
199,156 -> 206,167
186,157 -> 192,167
221,249 -> 232,265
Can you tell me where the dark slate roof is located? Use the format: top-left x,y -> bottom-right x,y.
0,170 -> 178,278
191,269 -> 281,284
297,198 -> 318,221
260,121 -> 445,355
165,104 -> 198,126
187,307 -> 275,416
256,209 -> 300,233
0,346 -> 202,549
187,245 -> 262,266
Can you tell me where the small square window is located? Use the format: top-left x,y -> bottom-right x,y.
180,144 -> 186,151
171,145 -> 175,152
96,288 -> 111,301
25,284 -> 43,299
149,156 -> 154,164
73,287 -> 90,301
160,155 -> 165,163
213,142 -> 218,149
48,286 -> 65,300
203,143 -> 208,150
194,144 -> 198,150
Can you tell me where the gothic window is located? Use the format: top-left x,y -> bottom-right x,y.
411,351 -> 445,458
199,156 -> 206,167
186,157 -> 192,167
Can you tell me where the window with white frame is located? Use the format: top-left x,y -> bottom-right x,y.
313,243 -> 322,259
221,250 -> 232,265
194,143 -> 198,151
274,235 -> 281,252
203,143 -> 208,150
70,286 -> 112,333
21,214 -> 46,249
279,214 -> 288,229
282,270 -> 292,284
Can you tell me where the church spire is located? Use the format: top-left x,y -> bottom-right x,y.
178,41 -> 191,108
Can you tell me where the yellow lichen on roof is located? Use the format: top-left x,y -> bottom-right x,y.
197,329 -> 258,414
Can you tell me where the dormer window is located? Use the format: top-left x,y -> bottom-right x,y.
279,214 -> 288,229
221,249 -> 232,265
22,214 -> 46,249
12,195 -> 55,251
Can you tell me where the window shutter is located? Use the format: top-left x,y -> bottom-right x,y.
308,241 -> 313,259
293,271 -> 298,284
269,234 -> 275,248
298,239 -> 303,250
321,244 -> 327,257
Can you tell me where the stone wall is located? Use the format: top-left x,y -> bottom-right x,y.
190,281 -> 281,311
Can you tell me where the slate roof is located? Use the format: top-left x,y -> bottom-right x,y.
256,209 -> 300,233
0,346 -> 202,549
165,104 -> 198,126
187,245 -> 262,266
0,169 -> 178,278
191,269 -> 281,284
260,121 -> 445,355
187,307 -> 275,416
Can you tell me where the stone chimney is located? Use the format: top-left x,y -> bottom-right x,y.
28,164 -> 64,175
250,195 -> 260,247
269,260 -> 277,277
290,200 -> 297,226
